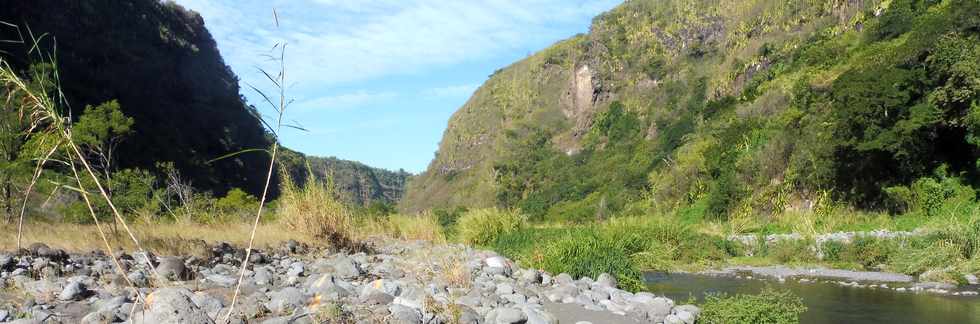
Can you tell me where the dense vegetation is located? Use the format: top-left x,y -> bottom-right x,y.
0,0 -> 410,225
403,0 -> 980,225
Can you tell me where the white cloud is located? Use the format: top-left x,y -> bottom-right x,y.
173,0 -> 620,89
292,90 -> 397,112
422,84 -> 480,98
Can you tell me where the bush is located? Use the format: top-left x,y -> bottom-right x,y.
890,239 -> 963,275
456,208 -> 527,246
699,288 -> 807,324
277,171 -> 355,248
535,232 -> 645,291
842,237 -> 897,270
820,240 -> 846,262
215,188 -> 259,218
768,240 -> 817,264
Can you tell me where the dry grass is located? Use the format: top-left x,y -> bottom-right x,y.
366,213 -> 446,243
0,222 -> 306,254
277,171 -> 355,247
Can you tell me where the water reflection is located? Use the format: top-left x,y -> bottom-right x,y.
644,272 -> 980,324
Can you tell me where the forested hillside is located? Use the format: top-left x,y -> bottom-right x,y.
0,0 -> 408,223
402,0 -> 980,222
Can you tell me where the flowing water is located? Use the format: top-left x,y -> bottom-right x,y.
644,272 -> 980,324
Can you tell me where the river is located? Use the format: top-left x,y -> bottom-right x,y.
644,272 -> 980,323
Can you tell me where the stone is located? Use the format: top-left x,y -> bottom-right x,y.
965,274 -> 979,285
501,293 -> 527,305
307,274 -> 352,301
205,274 -> 237,287
192,292 -> 225,319
386,304 -> 420,324
361,290 -> 394,305
266,287 -> 308,315
254,266 -> 274,286
127,271 -> 149,287
0,310 -> 8,321
520,269 -> 542,284
495,307 -> 527,324
80,310 -> 116,324
361,279 -> 401,297
495,283 -> 515,295
554,273 -> 574,285
131,288 -> 214,324
329,255 -> 362,279
522,305 -> 557,324
484,256 -> 513,277
58,280 -> 88,301
596,273 -> 617,288
156,257 -> 188,281
456,305 -> 482,324
664,314 -> 685,324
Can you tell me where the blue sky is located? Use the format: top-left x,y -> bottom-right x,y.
172,0 -> 620,173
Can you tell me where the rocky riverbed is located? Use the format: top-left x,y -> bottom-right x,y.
0,239 -> 699,324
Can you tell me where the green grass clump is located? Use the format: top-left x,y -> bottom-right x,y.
699,287 -> 807,324
455,208 -> 527,245
534,232 -> 646,291
842,237 -> 897,270
767,240 -> 817,264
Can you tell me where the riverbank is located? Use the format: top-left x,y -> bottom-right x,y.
0,238 -> 700,324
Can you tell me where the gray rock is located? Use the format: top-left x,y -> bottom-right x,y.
596,273 -> 617,288
130,288 -> 214,324
266,287 -> 308,315
554,273 -> 574,285
456,305 -> 482,324
520,269 -> 542,285
254,266 -> 274,286
361,279 -> 401,297
59,280 -> 88,301
155,257 -> 188,281
495,283 -> 515,295
328,255 -> 362,279
205,273 -> 237,287
966,274 -> 979,285
127,271 -> 149,287
80,310 -> 116,324
191,292 -> 224,319
665,314 -> 685,324
0,254 -> 12,270
495,307 -> 527,324
307,274 -> 352,301
522,305 -> 557,324
0,309 -> 8,321
361,290 -> 395,305
389,304 -> 422,324
484,256 -> 513,277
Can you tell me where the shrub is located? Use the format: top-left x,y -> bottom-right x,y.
890,239 -> 963,275
456,208 -> 527,246
215,188 -> 259,217
842,237 -> 897,270
820,240 -> 846,262
535,232 -> 645,291
699,288 -> 807,324
277,171 -> 355,248
768,240 -> 817,264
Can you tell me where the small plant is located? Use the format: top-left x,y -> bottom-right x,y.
455,208 -> 527,246
699,287 -> 807,324
278,170 -> 354,247
842,237 -> 896,270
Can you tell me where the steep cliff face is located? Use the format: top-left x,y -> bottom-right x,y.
0,0 -> 273,196
402,0 -> 977,219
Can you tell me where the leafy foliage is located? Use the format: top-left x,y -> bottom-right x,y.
699,288 -> 807,324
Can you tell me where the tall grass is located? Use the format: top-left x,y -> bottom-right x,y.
456,208 -> 527,245
277,170 -> 355,246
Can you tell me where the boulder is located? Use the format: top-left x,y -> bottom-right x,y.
131,288 -> 214,324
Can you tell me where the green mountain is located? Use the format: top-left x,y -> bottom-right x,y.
0,0 -> 409,205
402,0 -> 980,221
279,149 -> 412,206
